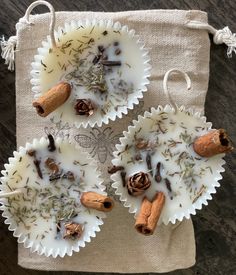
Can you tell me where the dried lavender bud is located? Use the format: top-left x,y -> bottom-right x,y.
165,178 -> 172,192
108,165 -> 124,174
155,162 -> 162,183
92,54 -> 102,64
34,159 -> 43,179
74,99 -> 94,116
47,134 -> 56,152
115,48 -> 121,55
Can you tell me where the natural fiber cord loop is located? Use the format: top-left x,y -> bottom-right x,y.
163,69 -> 191,112
23,0 -> 56,48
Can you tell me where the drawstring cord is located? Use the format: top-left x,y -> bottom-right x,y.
0,0 -> 56,71
186,21 -> 236,58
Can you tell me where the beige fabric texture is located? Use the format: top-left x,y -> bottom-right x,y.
15,9 -> 210,273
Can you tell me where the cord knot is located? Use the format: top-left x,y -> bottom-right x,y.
213,26 -> 236,57
0,35 -> 17,71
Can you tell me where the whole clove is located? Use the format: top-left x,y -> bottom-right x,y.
155,162 -> 162,183
47,134 -> 56,152
165,178 -> 172,192
146,152 -> 153,176
101,60 -> 121,66
34,159 -> 43,179
27,149 -> 43,179
120,171 -> 127,187
108,165 -> 124,174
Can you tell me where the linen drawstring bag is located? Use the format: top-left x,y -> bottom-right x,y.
1,1 -> 235,273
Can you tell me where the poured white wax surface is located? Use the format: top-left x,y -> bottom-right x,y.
32,22 -> 148,127
0,138 -> 105,257
112,108 -> 225,224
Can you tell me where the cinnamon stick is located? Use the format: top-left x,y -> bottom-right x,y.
80,192 -> 114,212
33,82 -> 71,117
193,129 -> 234,157
135,192 -> 165,235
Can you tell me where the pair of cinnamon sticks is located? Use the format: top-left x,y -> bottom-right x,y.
134,129 -> 234,236
135,192 -> 165,235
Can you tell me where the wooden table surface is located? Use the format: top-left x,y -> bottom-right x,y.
0,1 -> 235,274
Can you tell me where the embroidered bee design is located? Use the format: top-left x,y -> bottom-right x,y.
74,127 -> 121,163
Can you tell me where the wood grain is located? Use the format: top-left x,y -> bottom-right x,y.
0,1 -> 235,274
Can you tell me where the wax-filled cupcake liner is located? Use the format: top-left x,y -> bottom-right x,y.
0,137 -> 107,257
111,105 -> 226,225
31,19 -> 151,128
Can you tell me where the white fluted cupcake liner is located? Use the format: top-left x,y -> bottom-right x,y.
0,137 -> 107,257
31,19 -> 151,128
111,105 -> 226,225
